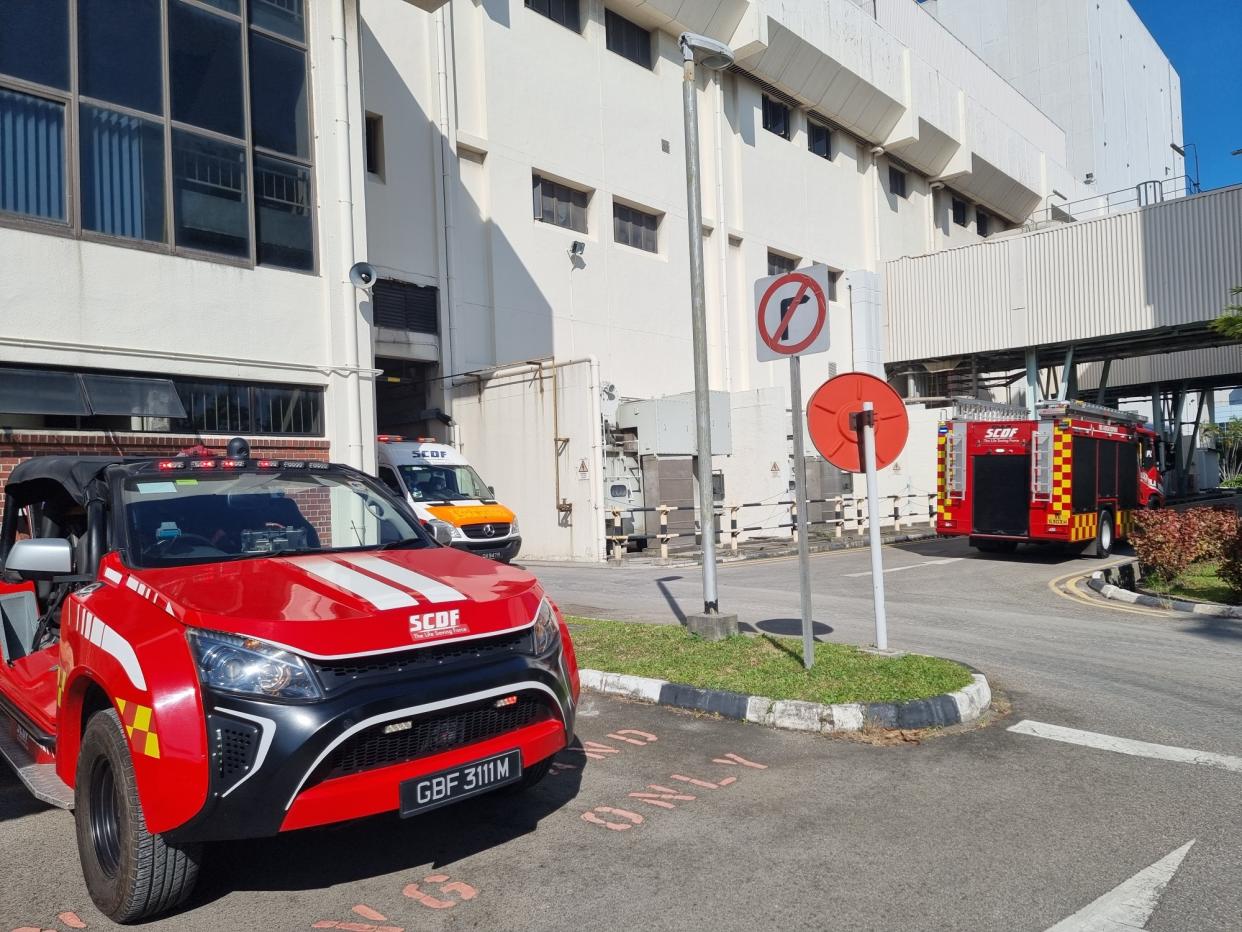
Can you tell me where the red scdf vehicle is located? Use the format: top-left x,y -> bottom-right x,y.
0,444 -> 579,922
936,400 -> 1164,556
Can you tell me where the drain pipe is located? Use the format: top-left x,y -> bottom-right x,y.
712,70 -> 732,390
330,0 -> 365,468
432,3 -> 459,437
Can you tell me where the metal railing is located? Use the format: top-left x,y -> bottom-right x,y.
605,492 -> 938,562
1023,176 -> 1192,230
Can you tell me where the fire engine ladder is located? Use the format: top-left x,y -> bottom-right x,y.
1031,422 -> 1054,502
1036,399 -> 1146,425
0,714 -> 73,809
950,398 -> 1030,421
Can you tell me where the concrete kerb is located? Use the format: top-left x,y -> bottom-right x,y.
578,669 -> 993,735
1086,570 -> 1242,619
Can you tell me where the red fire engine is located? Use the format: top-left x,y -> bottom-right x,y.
936,400 -> 1164,556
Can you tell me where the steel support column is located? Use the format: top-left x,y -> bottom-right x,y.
1025,349 -> 1039,418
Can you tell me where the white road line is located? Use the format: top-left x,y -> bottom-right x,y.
1009,720 -> 1242,775
844,558 -> 962,578
1044,840 -> 1195,931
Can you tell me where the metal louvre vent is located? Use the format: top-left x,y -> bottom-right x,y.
208,714 -> 260,783
373,279 -> 439,334
311,629 -> 532,693
972,455 -> 1031,536
317,698 -> 549,782
461,522 -> 511,539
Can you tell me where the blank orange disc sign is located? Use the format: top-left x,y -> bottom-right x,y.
806,372 -> 909,473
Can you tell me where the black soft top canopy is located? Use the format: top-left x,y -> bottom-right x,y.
5,456 -> 129,508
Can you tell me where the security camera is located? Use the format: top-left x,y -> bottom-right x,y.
569,241 -> 586,257
349,261 -> 377,290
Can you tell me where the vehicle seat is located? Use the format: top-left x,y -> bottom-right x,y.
0,590 -> 39,662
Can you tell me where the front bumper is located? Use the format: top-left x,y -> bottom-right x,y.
165,643 -> 573,844
453,536 -> 521,562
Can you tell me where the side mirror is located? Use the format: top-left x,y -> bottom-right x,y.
488,486 -> 495,497
433,523 -> 454,546
4,538 -> 73,580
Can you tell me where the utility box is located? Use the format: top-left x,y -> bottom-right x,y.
615,391 -> 732,456
1194,447 -> 1221,490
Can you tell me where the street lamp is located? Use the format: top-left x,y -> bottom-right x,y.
1170,142 -> 1201,193
679,32 -> 737,639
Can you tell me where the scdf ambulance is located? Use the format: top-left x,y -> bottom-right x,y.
376,437 -> 521,562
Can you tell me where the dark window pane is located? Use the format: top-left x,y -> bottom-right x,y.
0,88 -> 66,222
977,210 -> 990,236
250,0 -> 305,42
365,114 -> 383,175
172,129 -> 248,257
767,251 -> 796,276
0,0 -> 69,89
254,385 -> 321,434
249,33 -> 309,158
169,0 -> 244,139
809,123 -> 830,159
0,367 -> 87,416
952,197 -> 967,226
78,0 -> 163,115
200,0 -> 240,12
255,153 -> 312,270
762,96 -> 789,139
176,379 -> 250,433
526,0 -> 577,31
606,9 -> 651,68
80,374 -> 186,417
889,166 -> 907,198
80,105 -> 165,242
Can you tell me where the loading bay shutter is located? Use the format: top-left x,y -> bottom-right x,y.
373,279 -> 439,334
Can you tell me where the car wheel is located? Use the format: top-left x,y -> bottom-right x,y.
74,709 -> 202,923
1092,511 -> 1114,558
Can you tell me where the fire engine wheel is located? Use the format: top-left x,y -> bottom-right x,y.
1092,511 -> 1114,558
74,709 -> 203,923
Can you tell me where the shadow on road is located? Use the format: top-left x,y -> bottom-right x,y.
189,740 -> 587,907
0,767 -> 52,825
655,576 -> 687,623
745,618 -> 833,639
1183,616 -> 1242,641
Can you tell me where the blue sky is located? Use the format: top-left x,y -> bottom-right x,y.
1130,0 -> 1242,190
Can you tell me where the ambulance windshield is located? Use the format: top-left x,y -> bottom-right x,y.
398,464 -> 493,502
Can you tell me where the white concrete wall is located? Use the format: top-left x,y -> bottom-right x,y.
0,0 -> 375,469
925,0 -> 1183,194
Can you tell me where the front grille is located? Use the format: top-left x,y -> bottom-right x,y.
461,522 -> 511,540
317,698 -> 548,781
312,629 -> 531,694
207,713 -> 260,785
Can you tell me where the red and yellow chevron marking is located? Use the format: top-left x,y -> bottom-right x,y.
116,697 -> 161,759
1070,512 -> 1099,543
56,668 -> 66,708
936,431 -> 953,522
1048,428 -> 1073,526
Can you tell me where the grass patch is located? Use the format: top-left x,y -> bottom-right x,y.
1144,561 -> 1238,605
567,617 -> 974,705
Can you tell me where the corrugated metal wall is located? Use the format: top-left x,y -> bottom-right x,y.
886,185 -> 1242,362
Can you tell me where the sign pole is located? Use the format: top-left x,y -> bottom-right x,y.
788,355 -> 815,669
860,401 -> 889,650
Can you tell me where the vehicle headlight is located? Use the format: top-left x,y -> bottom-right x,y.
429,518 -> 464,541
186,628 -> 323,702
531,600 -> 561,655
509,517 -> 520,536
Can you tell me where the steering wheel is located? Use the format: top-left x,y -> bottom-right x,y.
148,533 -> 226,557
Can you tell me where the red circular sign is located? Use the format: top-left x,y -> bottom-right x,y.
807,372 -> 909,473
757,272 -> 827,356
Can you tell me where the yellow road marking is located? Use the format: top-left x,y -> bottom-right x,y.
1046,563 -> 1179,618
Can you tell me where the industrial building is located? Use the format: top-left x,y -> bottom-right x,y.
1,0 -> 1228,562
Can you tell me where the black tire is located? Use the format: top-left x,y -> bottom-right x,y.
74,710 -> 202,923
1092,510 -> 1114,558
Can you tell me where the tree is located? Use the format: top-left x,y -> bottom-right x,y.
1204,418 -> 1242,486
1209,286 -> 1242,340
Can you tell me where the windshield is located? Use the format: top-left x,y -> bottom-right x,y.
397,464 -> 492,502
121,469 -> 429,568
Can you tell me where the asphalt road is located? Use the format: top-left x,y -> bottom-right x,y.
3,540 -> 1240,931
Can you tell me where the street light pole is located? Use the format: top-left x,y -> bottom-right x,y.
680,32 -> 737,640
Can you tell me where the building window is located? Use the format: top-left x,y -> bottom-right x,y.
808,121 -> 831,160
976,210 -> 991,237
373,279 -> 439,334
827,269 -> 841,302
525,0 -> 581,32
613,201 -> 658,253
533,173 -> 589,234
762,95 -> 790,140
605,9 -> 652,68
0,366 -> 324,436
767,251 -> 797,276
888,166 -> 908,199
0,0 -> 315,270
952,197 -> 968,227
365,113 -> 384,177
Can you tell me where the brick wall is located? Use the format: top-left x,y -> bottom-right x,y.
0,430 -> 332,523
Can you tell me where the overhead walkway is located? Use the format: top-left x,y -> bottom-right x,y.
884,182 -> 1242,406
